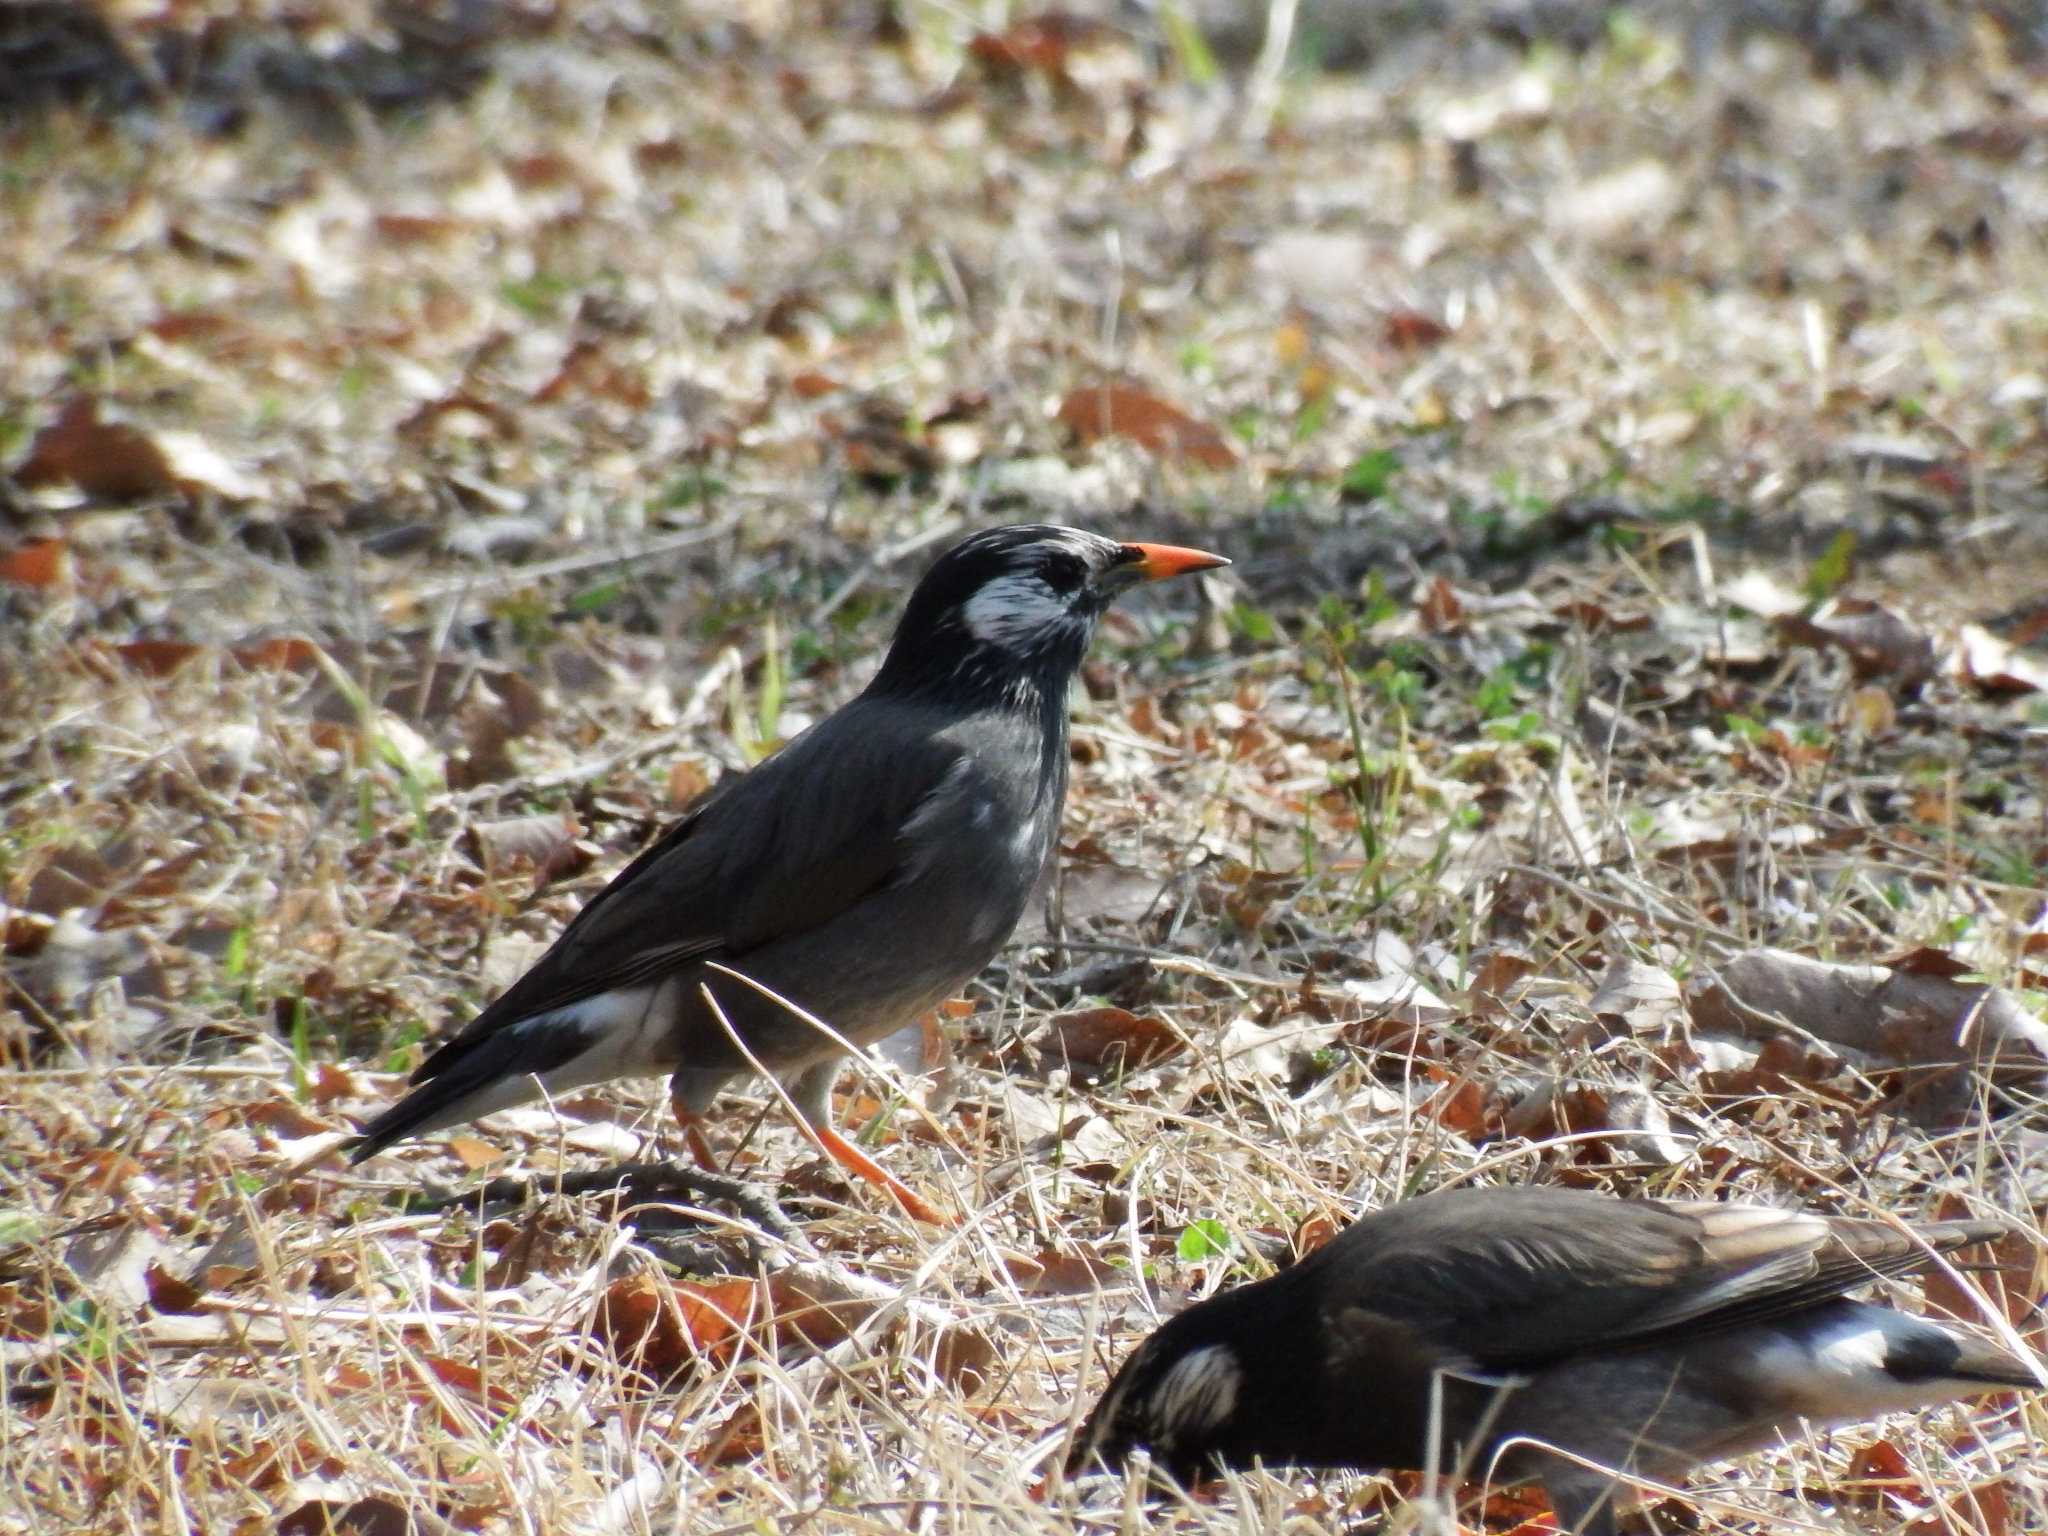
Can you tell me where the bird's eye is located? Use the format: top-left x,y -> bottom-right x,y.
1038,553 -> 1089,593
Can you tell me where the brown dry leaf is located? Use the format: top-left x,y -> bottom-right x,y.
143,1261 -> 204,1316
967,14 -> 1107,82
0,538 -> 68,588
787,370 -> 842,399
1046,1006 -> 1182,1069
1953,623 -> 2048,695
1292,1212 -> 1342,1256
932,1322 -> 998,1395
1425,1076 -> 1491,1137
1907,1481 -> 2014,1536
1778,600 -> 1938,684
244,1098 -> 335,1138
533,338 -> 650,409
1000,1244 -> 1120,1295
1843,1436 -> 1918,1493
590,1271 -> 756,1376
1418,578 -> 1465,632
443,1136 -> 505,1172
307,1062 -> 359,1106
16,397 -> 180,501
1468,947 -> 1541,1004
466,814 -> 580,875
1056,383 -> 1238,470
1882,946 -> 1974,979
275,1498 -> 412,1536
235,636 -> 323,672
1383,308 -> 1451,350
1690,948 -> 2047,1062
112,639 -> 209,677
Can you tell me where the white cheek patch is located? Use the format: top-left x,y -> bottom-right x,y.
961,573 -> 1071,649
1148,1344 -> 1243,1441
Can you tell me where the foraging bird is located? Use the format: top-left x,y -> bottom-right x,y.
1070,1185 -> 2036,1534
349,524 -> 1228,1220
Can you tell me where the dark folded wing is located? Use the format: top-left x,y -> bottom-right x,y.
1321,1188 -> 2001,1373
414,696 -> 967,1079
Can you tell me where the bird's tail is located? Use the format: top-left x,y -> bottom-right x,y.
348,986 -> 671,1163
348,1015 -> 596,1164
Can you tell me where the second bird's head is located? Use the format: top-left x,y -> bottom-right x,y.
873,524 -> 1228,702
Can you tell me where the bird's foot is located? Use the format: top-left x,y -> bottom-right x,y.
808,1121 -> 954,1226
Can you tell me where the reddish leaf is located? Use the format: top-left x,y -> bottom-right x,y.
1426,1077 -> 1492,1136
444,1135 -> 504,1172
307,1062 -> 359,1106
1383,308 -> 1451,350
1419,577 -> 1465,631
591,1272 -> 756,1376
1056,384 -> 1238,469
114,640 -> 207,676
788,370 -> 842,399
1001,1245 -> 1121,1294
533,339 -> 650,408
1922,1193 -> 2041,1332
1842,1438 -> 1920,1506
372,213 -> 467,246
1047,1006 -> 1182,1069
968,14 -> 1107,79
15,397 -> 178,501
0,538 -> 67,588
276,1497 -> 410,1536
1883,946 -> 1973,979
421,1354 -> 521,1415
1292,1212 -> 1342,1257
233,636 -> 322,672
143,1262 -> 204,1316
1907,1481 -> 2013,1536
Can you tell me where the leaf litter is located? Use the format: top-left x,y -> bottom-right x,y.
4,3 -> 2048,1534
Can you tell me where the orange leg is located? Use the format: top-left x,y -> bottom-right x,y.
806,1119 -> 952,1226
668,1092 -> 722,1174
674,1075 -> 951,1225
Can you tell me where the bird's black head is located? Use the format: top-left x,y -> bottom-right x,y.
1067,1305 -> 1255,1488
869,523 -> 1226,707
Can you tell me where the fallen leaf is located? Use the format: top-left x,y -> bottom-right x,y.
114,640 -> 208,676
1907,1481 -> 2013,1536
1000,1245 -> 1120,1294
1954,623 -> 2048,695
466,814 -> 580,875
1778,600 -> 1938,684
1382,308 -> 1450,350
1688,949 -> 2048,1122
1056,383 -> 1237,469
143,1262 -> 205,1316
590,1271 -> 757,1377
16,396 -> 179,501
444,1136 -> 505,1172
1046,1006 -> 1182,1069
0,538 -> 67,587
275,1497 -> 411,1536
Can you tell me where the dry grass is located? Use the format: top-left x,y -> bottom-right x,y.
3,3 -> 2047,1533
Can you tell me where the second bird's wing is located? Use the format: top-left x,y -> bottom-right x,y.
1321,1188 -> 2002,1373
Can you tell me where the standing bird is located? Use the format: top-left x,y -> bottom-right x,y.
349,524 -> 1228,1221
1070,1185 -> 2037,1533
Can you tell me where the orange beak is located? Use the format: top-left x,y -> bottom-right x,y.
1120,541 -> 1231,581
